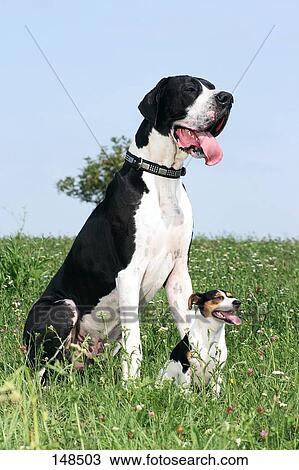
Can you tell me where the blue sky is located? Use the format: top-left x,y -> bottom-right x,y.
0,0 -> 298,238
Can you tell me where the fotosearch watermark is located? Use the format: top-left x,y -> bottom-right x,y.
28,301 -> 202,326
143,453 -> 249,466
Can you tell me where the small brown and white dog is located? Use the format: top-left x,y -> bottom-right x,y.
159,290 -> 241,394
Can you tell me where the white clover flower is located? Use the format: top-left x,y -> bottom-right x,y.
205,428 -> 213,435
158,326 -> 169,332
135,404 -> 144,411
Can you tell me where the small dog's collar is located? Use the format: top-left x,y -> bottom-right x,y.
125,150 -> 186,179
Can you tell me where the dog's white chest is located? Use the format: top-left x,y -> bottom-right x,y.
134,174 -> 192,298
190,323 -> 227,384
137,173 -> 192,247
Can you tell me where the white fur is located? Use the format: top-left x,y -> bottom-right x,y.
188,314 -> 227,395
159,360 -> 191,386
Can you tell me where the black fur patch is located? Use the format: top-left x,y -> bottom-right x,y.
135,118 -> 153,148
195,289 -> 231,306
169,334 -> 191,373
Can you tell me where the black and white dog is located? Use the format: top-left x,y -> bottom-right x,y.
23,75 -> 233,381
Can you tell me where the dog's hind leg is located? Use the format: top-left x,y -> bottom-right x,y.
23,298 -> 79,371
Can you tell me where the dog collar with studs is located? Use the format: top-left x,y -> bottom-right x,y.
125,150 -> 186,179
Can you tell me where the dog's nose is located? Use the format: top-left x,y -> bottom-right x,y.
216,91 -> 234,106
232,299 -> 241,308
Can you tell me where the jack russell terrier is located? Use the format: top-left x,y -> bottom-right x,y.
160,290 -> 241,394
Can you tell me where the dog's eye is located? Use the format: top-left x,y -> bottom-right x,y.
184,86 -> 197,93
214,296 -> 224,301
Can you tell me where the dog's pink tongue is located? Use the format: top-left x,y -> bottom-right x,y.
223,311 -> 242,325
198,132 -> 223,166
175,128 -> 223,166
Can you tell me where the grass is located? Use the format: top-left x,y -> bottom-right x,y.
0,235 -> 298,450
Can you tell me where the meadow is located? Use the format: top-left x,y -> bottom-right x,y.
0,235 -> 298,450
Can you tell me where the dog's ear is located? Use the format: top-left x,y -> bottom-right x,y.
138,77 -> 169,125
188,293 -> 203,310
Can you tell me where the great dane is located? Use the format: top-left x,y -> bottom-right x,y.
23,75 -> 233,381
